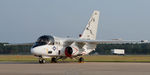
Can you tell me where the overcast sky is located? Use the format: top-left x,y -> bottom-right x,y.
0,0 -> 150,43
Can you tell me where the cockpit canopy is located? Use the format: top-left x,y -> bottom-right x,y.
32,35 -> 54,48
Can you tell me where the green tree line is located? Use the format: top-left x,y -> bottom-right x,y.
95,43 -> 150,55
0,43 -> 150,55
0,43 -> 32,54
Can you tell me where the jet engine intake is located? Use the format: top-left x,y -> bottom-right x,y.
65,46 -> 73,57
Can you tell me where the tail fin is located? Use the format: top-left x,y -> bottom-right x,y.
80,10 -> 100,40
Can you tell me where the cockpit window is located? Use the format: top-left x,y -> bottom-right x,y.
32,35 -> 54,48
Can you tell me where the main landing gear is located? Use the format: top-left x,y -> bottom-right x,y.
78,57 -> 84,63
51,57 -> 57,63
38,57 -> 84,64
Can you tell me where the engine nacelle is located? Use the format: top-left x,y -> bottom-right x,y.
64,46 -> 79,57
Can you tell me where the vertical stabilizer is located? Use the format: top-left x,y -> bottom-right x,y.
80,10 -> 100,40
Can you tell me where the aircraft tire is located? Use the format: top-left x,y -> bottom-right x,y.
79,57 -> 84,63
39,59 -> 46,64
51,58 -> 57,63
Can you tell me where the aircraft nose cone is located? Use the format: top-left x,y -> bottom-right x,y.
30,46 -> 48,55
31,48 -> 36,54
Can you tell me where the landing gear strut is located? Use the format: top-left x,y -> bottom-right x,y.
78,57 -> 84,63
39,58 -> 46,64
51,57 -> 57,63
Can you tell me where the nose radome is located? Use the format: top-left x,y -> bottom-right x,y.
31,48 -> 42,55
30,46 -> 48,55
31,48 -> 36,54
31,47 -> 41,55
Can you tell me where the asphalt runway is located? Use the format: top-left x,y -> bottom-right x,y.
0,62 -> 150,75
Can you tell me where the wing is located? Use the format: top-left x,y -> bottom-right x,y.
98,40 -> 140,44
4,43 -> 34,46
64,38 -> 140,47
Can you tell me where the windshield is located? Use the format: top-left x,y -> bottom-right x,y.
32,35 -> 54,48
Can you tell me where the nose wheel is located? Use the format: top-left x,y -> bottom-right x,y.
39,58 -> 46,64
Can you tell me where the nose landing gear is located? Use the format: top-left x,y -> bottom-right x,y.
38,57 -> 58,64
39,58 -> 46,64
